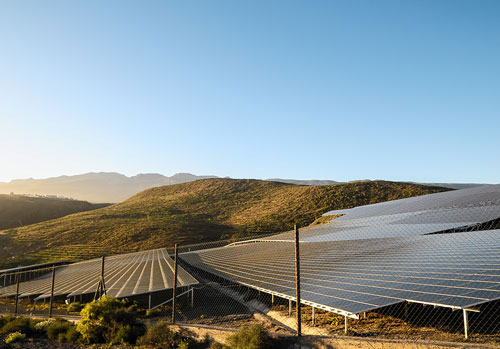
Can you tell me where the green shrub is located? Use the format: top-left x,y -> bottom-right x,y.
34,319 -> 54,333
64,326 -> 80,342
137,321 -> 197,347
5,331 -> 26,344
46,318 -> 79,342
76,295 -> 144,345
226,324 -> 272,349
137,321 -> 177,346
67,302 -> 84,313
145,307 -> 164,317
0,316 -> 35,335
0,315 -> 16,329
77,318 -> 105,344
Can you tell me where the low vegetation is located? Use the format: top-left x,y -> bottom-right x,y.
0,194 -> 109,230
225,324 -> 273,349
0,179 -> 448,268
5,331 -> 25,344
1,296 -> 274,347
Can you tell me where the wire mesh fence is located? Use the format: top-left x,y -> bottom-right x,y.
1,186 -> 500,347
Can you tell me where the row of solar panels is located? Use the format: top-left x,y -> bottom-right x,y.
0,248 -> 197,300
253,185 -> 500,243
181,230 -> 500,317
323,183 -> 500,220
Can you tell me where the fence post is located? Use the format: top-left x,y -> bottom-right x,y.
94,256 -> 106,300
101,256 -> 106,295
172,243 -> 178,324
49,266 -> 56,318
14,273 -> 20,315
294,224 -> 301,337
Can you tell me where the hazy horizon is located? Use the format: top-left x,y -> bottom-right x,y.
0,171 -> 493,185
1,1 -> 499,183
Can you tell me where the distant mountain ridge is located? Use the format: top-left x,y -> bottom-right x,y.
0,172 -> 489,203
0,172 -> 218,203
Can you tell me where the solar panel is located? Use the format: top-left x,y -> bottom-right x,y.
323,184 -> 500,220
180,230 -> 500,317
254,190 -> 500,242
0,248 -> 198,300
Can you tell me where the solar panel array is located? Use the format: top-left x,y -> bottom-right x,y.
255,184 -> 500,243
0,248 -> 197,300
180,184 -> 500,317
324,184 -> 500,220
181,230 -> 500,317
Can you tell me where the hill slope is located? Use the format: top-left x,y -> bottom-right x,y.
0,194 -> 109,230
0,179 -> 449,268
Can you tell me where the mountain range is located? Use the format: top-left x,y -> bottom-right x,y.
0,172 -> 488,203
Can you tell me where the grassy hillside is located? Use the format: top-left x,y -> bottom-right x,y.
0,194 -> 109,230
0,179 -> 448,268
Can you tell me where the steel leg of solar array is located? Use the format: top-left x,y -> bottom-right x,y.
148,293 -> 152,310
190,287 -> 194,308
312,307 -> 315,326
271,294 -> 274,304
14,273 -> 19,315
49,266 -> 56,318
172,244 -> 178,324
463,309 -> 469,339
289,299 -> 292,316
344,316 -> 348,334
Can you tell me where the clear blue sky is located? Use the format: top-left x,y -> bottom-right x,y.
1,0 -> 499,183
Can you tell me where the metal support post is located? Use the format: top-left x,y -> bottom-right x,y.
14,273 -> 20,315
294,224 -> 301,337
463,309 -> 469,339
94,256 -> 107,300
49,266 -> 56,318
344,315 -> 348,334
101,256 -> 106,294
271,294 -> 274,304
312,306 -> 315,325
190,287 -> 194,308
289,299 -> 292,316
172,243 -> 178,324
148,293 -> 152,310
